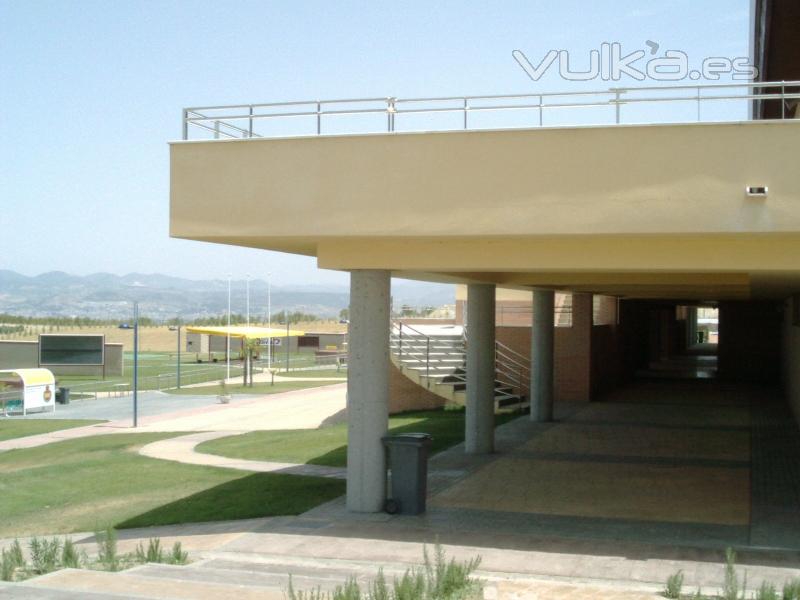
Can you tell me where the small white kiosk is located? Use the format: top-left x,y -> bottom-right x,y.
0,369 -> 57,416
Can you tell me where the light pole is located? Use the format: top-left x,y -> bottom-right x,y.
226,274 -> 231,381
246,274 -> 251,328
133,301 -> 139,428
267,273 -> 272,369
176,318 -> 181,389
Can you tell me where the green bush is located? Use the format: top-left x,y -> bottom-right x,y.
722,548 -> 743,600
61,539 -> 82,569
756,581 -> 780,600
96,527 -> 120,572
286,545 -> 482,600
29,537 -> 61,574
664,570 -> 684,598
784,579 -> 800,600
135,538 -> 164,564
168,541 -> 188,565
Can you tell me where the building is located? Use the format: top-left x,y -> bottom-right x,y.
0,335 -> 123,378
170,2 -> 800,544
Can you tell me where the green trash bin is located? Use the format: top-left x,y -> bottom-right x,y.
382,433 -> 433,515
57,387 -> 70,405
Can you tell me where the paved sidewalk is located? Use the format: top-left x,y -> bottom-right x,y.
139,431 -> 345,478
0,383 -> 346,451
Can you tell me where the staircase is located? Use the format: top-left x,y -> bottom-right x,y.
389,321 -> 529,411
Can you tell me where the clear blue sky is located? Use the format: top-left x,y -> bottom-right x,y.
0,0 -> 750,286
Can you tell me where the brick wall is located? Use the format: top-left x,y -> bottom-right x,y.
389,361 -> 447,414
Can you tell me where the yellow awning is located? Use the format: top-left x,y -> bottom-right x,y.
185,325 -> 305,339
0,368 -> 56,387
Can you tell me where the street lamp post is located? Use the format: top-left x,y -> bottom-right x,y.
133,301 -> 139,428
267,273 -> 272,369
246,274 -> 251,328
176,319 -> 181,389
226,275 -> 231,380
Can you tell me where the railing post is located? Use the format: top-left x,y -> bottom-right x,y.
539,95 -> 543,126
214,120 -> 220,139
613,89 -> 622,124
426,337 -> 431,385
316,101 -> 322,134
248,106 -> 254,138
463,98 -> 468,129
398,322 -> 403,360
782,81 -> 786,119
182,109 -> 188,140
696,87 -> 701,122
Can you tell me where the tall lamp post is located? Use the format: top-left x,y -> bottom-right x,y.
246,274 -> 251,327
266,273 -> 272,369
132,301 -> 139,428
226,274 -> 231,381
176,318 -> 182,389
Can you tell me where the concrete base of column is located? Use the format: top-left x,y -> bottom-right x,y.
346,270 -> 390,512
531,289 -> 554,422
465,283 -> 495,454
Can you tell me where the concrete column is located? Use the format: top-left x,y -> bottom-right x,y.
531,289 -> 555,422
465,284 -> 496,454
346,270 -> 390,512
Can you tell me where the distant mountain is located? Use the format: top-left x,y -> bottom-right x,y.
0,270 -> 454,320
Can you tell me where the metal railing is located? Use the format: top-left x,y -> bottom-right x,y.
181,80 -> 800,141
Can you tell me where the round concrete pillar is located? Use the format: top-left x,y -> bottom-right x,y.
346,270 -> 391,512
465,283 -> 496,454
531,289 -> 555,422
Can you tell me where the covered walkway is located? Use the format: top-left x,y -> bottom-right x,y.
423,380 -> 800,550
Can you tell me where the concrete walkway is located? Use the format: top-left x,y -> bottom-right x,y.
139,431 -> 345,479
0,383 -> 346,451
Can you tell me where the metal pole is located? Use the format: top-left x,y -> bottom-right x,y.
782,81 -> 786,119
182,109 -> 188,140
246,275 -> 250,327
696,87 -> 701,121
539,95 -> 543,126
316,102 -> 321,134
248,106 -> 254,138
614,90 -> 621,124
226,275 -> 231,380
133,302 -> 139,428
267,275 -> 272,369
463,98 -> 468,129
176,322 -> 181,389
285,309 -> 290,372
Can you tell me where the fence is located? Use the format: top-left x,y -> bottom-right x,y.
181,80 -> 800,141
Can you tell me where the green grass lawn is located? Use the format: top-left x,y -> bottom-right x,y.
0,419 -> 105,442
198,408 -> 519,467
58,351 -> 323,394
164,380 -> 340,396
0,433 -> 345,538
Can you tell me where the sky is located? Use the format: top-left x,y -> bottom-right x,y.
0,0 -> 750,287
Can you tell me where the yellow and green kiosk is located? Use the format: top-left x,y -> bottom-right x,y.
0,368 -> 57,416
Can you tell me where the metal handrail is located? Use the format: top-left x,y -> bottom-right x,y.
181,80 -> 800,140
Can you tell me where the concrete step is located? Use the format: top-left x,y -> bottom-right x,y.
20,566 -> 286,599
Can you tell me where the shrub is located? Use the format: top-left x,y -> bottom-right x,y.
664,570 -> 684,598
61,539 -> 82,569
168,542 -> 188,565
722,548 -> 741,600
135,538 -> 164,564
96,527 -> 120,572
286,545 -> 481,600
784,579 -> 800,600
29,537 -> 61,574
756,581 -> 780,600
0,551 -> 15,582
